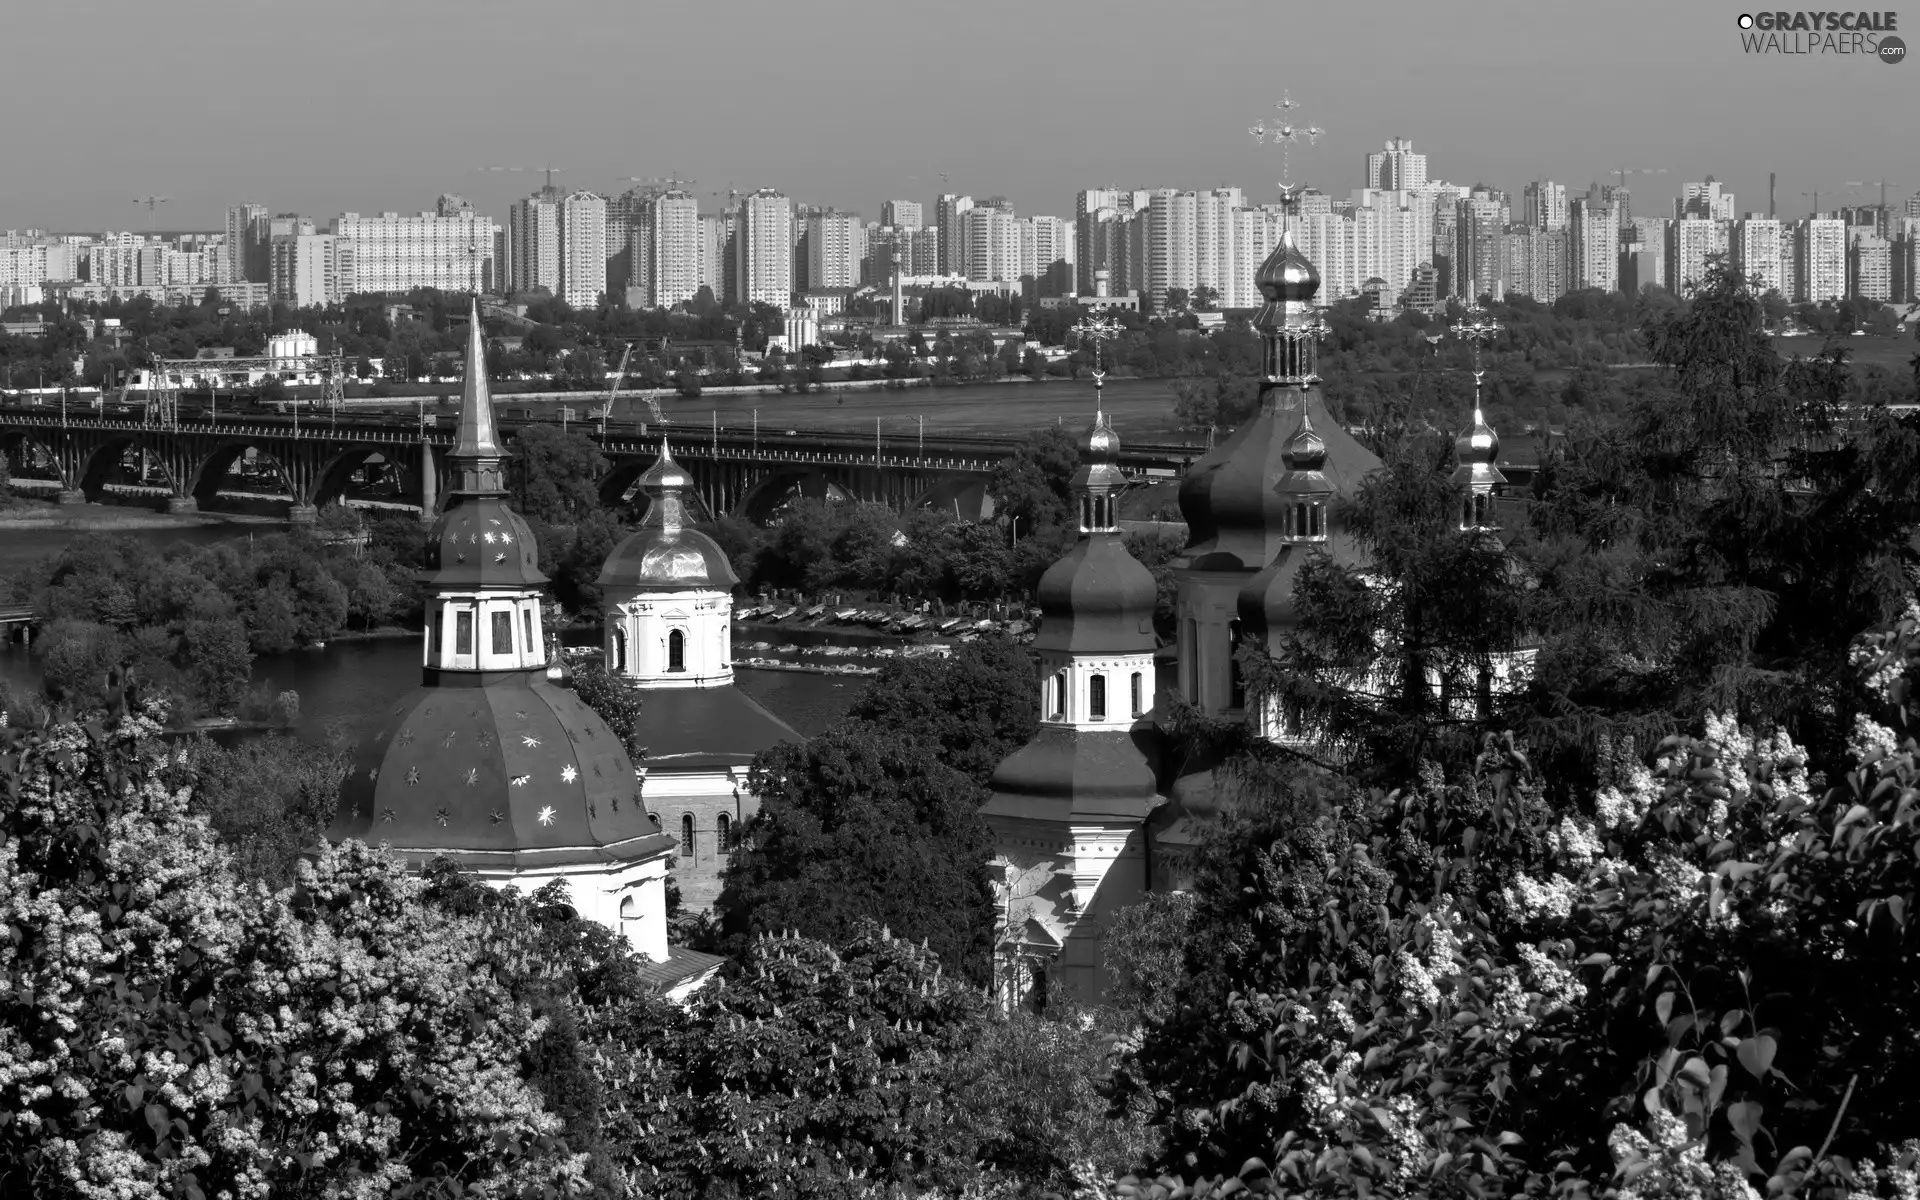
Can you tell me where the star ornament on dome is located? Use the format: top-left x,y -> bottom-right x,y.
561,764 -> 579,785
537,805 -> 557,826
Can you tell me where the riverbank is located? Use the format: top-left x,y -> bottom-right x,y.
0,502 -> 283,532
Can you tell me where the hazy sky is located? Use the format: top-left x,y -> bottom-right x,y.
5,0 -> 1911,232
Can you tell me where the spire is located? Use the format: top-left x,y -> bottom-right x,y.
449,299 -> 506,494
1273,409 -> 1331,542
635,437 -> 692,538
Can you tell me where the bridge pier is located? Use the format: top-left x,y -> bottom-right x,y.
288,504 -> 319,525
56,489 -> 86,506
166,496 -> 199,515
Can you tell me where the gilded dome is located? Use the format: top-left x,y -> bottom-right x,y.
598,528 -> 739,590
1253,228 -> 1320,304
1455,409 -> 1499,466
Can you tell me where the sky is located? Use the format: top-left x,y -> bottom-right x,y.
4,0 -> 1912,233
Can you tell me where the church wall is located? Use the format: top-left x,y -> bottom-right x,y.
988,815 -> 1151,1011
473,846 -> 671,962
643,765 -> 754,912
605,586 -> 733,688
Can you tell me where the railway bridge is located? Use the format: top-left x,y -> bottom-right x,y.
0,405 -> 1203,524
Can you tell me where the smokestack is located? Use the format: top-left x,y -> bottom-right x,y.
1769,172 -> 1776,219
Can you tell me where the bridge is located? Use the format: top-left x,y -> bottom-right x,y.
0,404 -> 1206,524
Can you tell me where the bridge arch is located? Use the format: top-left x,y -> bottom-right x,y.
76,435 -> 181,501
0,429 -> 69,489
909,476 -> 996,521
738,468 -> 855,525
308,444 -> 419,512
191,439 -> 298,507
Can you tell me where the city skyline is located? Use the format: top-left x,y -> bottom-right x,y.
3,1 -> 1909,233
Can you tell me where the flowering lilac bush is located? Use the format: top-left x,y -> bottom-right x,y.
0,703 -> 581,1198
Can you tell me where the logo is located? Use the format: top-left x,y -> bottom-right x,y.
1737,11 -> 1903,58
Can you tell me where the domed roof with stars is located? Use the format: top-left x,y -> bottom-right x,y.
328,679 -> 666,869
598,439 -> 739,591
325,299 -> 672,869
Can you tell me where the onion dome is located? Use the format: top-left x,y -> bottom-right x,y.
1253,227 -> 1320,305
1239,411 -> 1340,639
422,300 -> 545,590
1034,412 -> 1157,655
327,677 -> 669,870
598,439 -> 739,591
1177,391 -> 1381,571
1450,406 -> 1507,491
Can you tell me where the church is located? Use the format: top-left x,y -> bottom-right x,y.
981,225 -> 1533,1011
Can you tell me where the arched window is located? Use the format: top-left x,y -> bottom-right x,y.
1310,502 -> 1324,538
523,608 -> 535,655
619,895 -> 638,920
455,609 -> 474,656
680,813 -> 695,858
717,812 -> 733,851
1027,960 -> 1049,1015
648,812 -> 660,829
667,629 -> 685,673
611,627 -> 627,673
1131,671 -> 1143,718
1050,670 -> 1067,720
1228,619 -> 1245,709
1295,502 -> 1307,539
432,611 -> 444,656
491,609 -> 514,656
1089,674 -> 1107,721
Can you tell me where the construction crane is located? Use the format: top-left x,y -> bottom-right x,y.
1846,178 -> 1899,210
478,164 -> 571,193
1801,188 -> 1830,216
605,342 -> 664,433
133,195 -> 170,231
1612,167 -> 1667,191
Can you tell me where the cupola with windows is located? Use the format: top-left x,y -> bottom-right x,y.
327,301 -> 675,956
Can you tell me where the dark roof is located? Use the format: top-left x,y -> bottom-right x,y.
328,670 -> 673,869
634,685 -> 801,771
982,724 -> 1160,823
636,946 -> 727,993
1177,389 -> 1382,573
1033,534 -> 1158,654
422,494 -> 547,589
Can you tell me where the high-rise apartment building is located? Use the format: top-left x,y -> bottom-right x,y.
881,200 -> 922,230
1019,215 -> 1074,296
1138,189 -> 1197,309
509,190 -> 561,297
1521,181 -> 1568,231
332,209 -> 499,295
1569,187 -> 1619,292
1619,224 -> 1662,296
1366,138 -> 1428,191
1348,189 -> 1433,300
805,211 -> 864,290
1849,230 -> 1892,300
1503,227 -> 1567,300
698,213 -> 730,301
1194,187 -> 1244,307
1455,193 -> 1506,301
1665,217 -> 1726,295
1677,178 -> 1736,222
936,194 -> 973,276
1894,217 -> 1920,302
961,202 -> 1020,283
225,203 -> 267,283
1796,218 -> 1846,302
644,190 -> 702,309
270,233 -> 355,307
1732,217 -> 1784,295
557,191 -> 608,309
734,189 -> 793,307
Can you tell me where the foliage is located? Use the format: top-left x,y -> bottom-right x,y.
1101,892 -> 1196,1029
513,423 -> 608,524
991,425 -> 1081,540
0,698 -> 583,1199
719,724 -> 996,986
183,733 -> 350,887
844,634 -> 1039,784
570,658 -> 644,758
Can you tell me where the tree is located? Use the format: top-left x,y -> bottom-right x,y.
717,725 -> 996,984
989,425 -> 1081,540
512,422 -> 607,524
843,635 -> 1039,784
0,699 -> 583,1198
571,658 -> 643,757
186,732 -> 349,886
180,615 -> 252,714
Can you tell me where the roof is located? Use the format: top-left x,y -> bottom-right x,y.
636,946 -> 726,999
423,495 -> 547,589
328,670 -> 673,870
981,724 -> 1160,823
1033,535 -> 1158,654
634,685 -> 801,771
1176,389 -> 1382,573
451,298 -> 503,460
599,439 -> 740,591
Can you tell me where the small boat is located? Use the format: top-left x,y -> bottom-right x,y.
974,619 -> 996,631
803,604 -> 826,620
770,607 -> 797,622
833,608 -> 859,622
936,618 -> 965,633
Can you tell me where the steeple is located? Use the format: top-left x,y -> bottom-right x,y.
1072,411 -> 1125,535
450,299 -> 506,495
1449,313 -> 1507,533
1252,227 -> 1323,388
1274,411 -> 1332,543
635,437 -> 692,537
